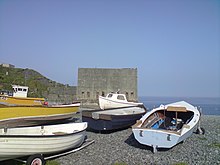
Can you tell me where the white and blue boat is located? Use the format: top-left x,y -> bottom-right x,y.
132,101 -> 203,153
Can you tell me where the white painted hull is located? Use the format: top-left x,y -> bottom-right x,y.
132,101 -> 200,150
0,122 -> 87,161
99,96 -> 143,110
133,123 -> 197,148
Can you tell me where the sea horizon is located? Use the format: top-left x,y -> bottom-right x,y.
138,96 -> 220,116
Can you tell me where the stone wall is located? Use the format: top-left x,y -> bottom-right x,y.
43,85 -> 77,104
77,68 -> 138,104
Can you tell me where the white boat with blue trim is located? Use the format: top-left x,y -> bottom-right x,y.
132,101 -> 204,153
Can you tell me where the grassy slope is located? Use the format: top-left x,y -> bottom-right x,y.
0,66 -> 64,98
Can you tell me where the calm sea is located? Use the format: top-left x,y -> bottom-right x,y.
139,96 -> 220,116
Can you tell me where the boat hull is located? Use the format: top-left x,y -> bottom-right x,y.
82,107 -> 146,131
133,124 -> 197,148
0,95 -> 45,107
99,96 -> 143,110
0,103 -> 80,128
0,122 -> 87,161
83,114 -> 144,131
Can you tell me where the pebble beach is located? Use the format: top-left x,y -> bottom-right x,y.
56,115 -> 220,165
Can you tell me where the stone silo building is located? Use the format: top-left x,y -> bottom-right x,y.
77,68 -> 138,104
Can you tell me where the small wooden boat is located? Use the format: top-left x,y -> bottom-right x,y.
82,106 -> 146,131
0,102 -> 80,128
99,92 -> 144,110
0,85 -> 45,107
0,122 -> 87,163
132,101 -> 203,153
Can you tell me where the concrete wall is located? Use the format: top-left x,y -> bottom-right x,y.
77,68 -> 138,104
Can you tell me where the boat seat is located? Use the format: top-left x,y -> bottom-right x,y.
144,115 -> 161,128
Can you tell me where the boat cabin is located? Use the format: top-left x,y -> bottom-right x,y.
12,85 -> 28,98
106,93 -> 128,102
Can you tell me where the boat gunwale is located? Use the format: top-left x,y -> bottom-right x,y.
0,111 -> 78,122
82,107 -> 146,121
0,103 -> 80,108
0,95 -> 45,101
0,127 -> 86,138
94,111 -> 146,121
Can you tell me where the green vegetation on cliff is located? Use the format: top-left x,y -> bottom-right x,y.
0,66 -> 76,102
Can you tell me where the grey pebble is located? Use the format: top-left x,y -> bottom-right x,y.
57,115 -> 220,165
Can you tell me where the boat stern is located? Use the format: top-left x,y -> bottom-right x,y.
132,128 -> 181,149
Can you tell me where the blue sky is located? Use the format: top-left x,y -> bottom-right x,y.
0,0 -> 219,97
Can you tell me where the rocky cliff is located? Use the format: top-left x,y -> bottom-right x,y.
0,66 -> 77,103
